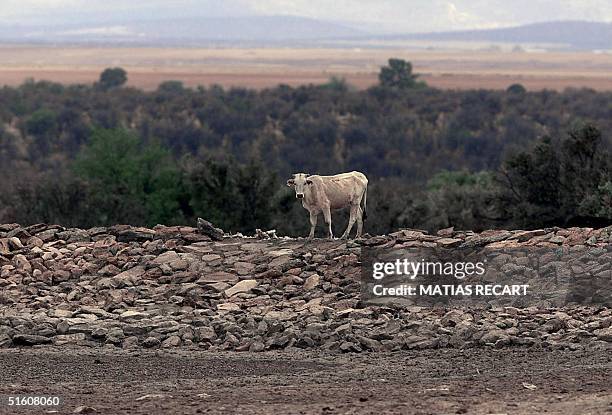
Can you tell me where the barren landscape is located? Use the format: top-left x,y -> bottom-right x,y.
0,222 -> 610,413
0,347 -> 610,414
4,45 -> 612,90
2,3 -> 612,414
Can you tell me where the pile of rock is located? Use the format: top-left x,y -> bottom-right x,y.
0,223 -> 610,352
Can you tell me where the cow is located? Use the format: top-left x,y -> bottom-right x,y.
286,171 -> 368,240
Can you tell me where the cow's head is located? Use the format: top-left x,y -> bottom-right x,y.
287,173 -> 313,199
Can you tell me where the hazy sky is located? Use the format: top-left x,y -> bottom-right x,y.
2,0 -> 612,33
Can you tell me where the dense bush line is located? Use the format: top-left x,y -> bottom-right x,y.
0,62 -> 610,235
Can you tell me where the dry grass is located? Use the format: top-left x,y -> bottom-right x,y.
2,44 -> 612,91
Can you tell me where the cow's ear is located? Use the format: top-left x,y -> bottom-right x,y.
286,179 -> 295,187
306,179 -> 313,185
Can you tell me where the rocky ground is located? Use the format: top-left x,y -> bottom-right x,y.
0,223 -> 610,413
0,223 -> 611,352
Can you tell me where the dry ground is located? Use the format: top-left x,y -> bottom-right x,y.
3,44 -> 612,90
0,347 -> 609,414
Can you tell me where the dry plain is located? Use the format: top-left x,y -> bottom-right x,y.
2,44 -> 612,90
0,347 -> 610,414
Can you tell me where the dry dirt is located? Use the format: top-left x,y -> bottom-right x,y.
0,346 -> 609,414
3,44 -> 612,91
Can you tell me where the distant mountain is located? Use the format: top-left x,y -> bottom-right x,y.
395,21 -> 612,50
0,15 -> 368,45
2,17 -> 611,50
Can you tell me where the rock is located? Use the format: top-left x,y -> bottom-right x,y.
196,327 -> 217,342
105,328 -> 125,345
0,223 -> 20,232
511,229 -> 546,242
91,327 -> 108,339
8,237 -> 24,249
123,336 -> 140,348
196,218 -> 224,241
135,394 -> 171,401
436,238 -> 462,248
339,341 -> 362,353
162,335 -> 181,348
13,254 -> 32,272
264,310 -> 295,321
54,270 -> 72,283
595,327 -> 612,342
26,236 -> 44,247
13,334 -> 52,346
57,229 -> 90,243
114,266 -> 145,285
143,337 -> 161,348
169,258 -> 189,271
0,239 -> 10,255
6,226 -> 29,239
249,341 -> 265,352
459,230 -> 512,248
303,274 -> 321,290
53,333 -> 86,345
233,261 -> 255,275
113,226 -> 155,242
356,336 -> 381,351
152,251 -> 180,265
217,303 -> 241,312
35,229 -> 58,242
480,330 -> 509,345
440,310 -> 472,327
98,264 -> 121,276
437,227 -> 455,236
225,279 -> 258,297
269,255 -> 292,269
549,235 -> 566,244
197,272 -> 238,284
541,318 -> 566,333
48,309 -> 73,318
120,310 -> 149,320
205,282 -> 231,292
202,254 -> 222,262
73,405 -> 97,414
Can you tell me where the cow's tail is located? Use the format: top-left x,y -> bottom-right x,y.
361,184 -> 368,221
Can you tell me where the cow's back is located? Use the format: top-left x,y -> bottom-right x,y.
311,171 -> 367,209
319,171 -> 367,186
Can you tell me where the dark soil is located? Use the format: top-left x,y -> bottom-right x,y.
0,346 -> 609,414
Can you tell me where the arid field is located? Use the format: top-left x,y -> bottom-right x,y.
3,44 -> 612,90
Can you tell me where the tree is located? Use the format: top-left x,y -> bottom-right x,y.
498,124 -> 612,227
186,158 -> 278,234
378,58 -> 424,89
7,173 -> 92,227
425,170 -> 500,231
74,128 -> 183,226
24,108 -> 59,158
98,67 -> 127,90
320,76 -> 350,93
25,109 -> 57,137
506,83 -> 526,94
158,80 -> 185,94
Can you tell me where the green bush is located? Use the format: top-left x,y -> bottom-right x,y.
74,128 -> 183,226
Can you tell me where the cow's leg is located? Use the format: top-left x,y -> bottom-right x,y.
323,207 -> 334,239
307,211 -> 318,240
341,204 -> 358,239
356,207 -> 364,238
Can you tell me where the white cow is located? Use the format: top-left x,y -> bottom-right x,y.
287,171 -> 368,240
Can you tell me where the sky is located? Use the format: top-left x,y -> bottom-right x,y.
2,0 -> 612,33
